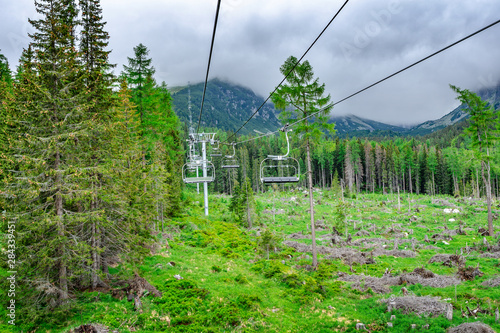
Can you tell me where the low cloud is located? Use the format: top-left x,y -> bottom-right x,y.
1,0 -> 499,125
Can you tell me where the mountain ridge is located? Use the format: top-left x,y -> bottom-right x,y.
170,79 -> 500,138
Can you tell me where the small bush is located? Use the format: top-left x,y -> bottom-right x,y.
263,260 -> 287,278
236,294 -> 261,309
234,274 -> 249,284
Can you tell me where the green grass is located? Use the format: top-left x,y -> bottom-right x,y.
2,190 -> 499,332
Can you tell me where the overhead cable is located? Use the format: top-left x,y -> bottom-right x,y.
225,0 -> 350,143
236,18 -> 500,145
196,0 -> 222,133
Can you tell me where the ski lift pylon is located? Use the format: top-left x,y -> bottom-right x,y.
260,126 -> 300,183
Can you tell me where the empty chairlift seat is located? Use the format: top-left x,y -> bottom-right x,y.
221,143 -> 239,169
182,159 -> 215,184
259,127 -> 300,184
210,140 -> 222,157
260,156 -> 300,183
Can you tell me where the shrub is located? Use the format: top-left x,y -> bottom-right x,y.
234,274 -> 249,284
263,260 -> 287,279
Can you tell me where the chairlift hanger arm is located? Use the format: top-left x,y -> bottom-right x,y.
268,127 -> 291,159
225,143 -> 237,158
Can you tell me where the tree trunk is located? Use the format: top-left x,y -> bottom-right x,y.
91,177 -> 100,290
246,189 -> 252,229
476,169 -> 480,198
432,172 -> 435,196
55,151 -> 68,299
409,165 -> 413,194
306,139 -> 317,267
91,219 -> 99,290
482,161 -> 494,236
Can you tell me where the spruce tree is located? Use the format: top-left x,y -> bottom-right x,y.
451,85 -> 498,236
123,46 -> 183,217
78,0 -> 117,289
7,0 -> 90,304
0,50 -> 13,211
271,55 -> 334,267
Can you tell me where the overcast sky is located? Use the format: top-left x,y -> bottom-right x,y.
1,0 -> 500,126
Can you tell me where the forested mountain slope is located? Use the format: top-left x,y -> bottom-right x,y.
328,114 -> 407,137
171,79 -> 281,135
408,82 -> 500,136
171,80 -> 500,139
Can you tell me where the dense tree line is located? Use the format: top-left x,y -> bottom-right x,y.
204,123 -> 499,200
0,0 -> 183,321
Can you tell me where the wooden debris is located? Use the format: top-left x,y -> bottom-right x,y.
448,321 -> 495,333
134,295 -> 142,312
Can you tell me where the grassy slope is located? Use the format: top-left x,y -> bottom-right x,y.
2,190 -> 500,332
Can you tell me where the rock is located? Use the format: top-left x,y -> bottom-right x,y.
387,322 -> 393,327
174,274 -> 183,280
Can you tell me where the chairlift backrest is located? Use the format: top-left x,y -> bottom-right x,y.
259,127 -> 299,183
182,159 -> 215,184
221,143 -> 239,169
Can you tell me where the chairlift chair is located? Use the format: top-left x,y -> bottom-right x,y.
210,140 -> 222,157
182,159 -> 215,184
182,136 -> 215,184
260,127 -> 300,184
221,143 -> 239,169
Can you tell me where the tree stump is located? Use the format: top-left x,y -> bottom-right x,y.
134,295 -> 142,313
446,304 -> 453,320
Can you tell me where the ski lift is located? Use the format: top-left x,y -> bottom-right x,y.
260,126 -> 300,184
182,158 -> 215,183
221,143 -> 239,169
182,136 -> 215,184
187,136 -> 201,161
210,140 -> 222,157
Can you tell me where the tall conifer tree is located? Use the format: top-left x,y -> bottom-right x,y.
78,0 -> 117,289
451,85 -> 498,236
271,56 -> 334,268
7,0 -> 91,304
